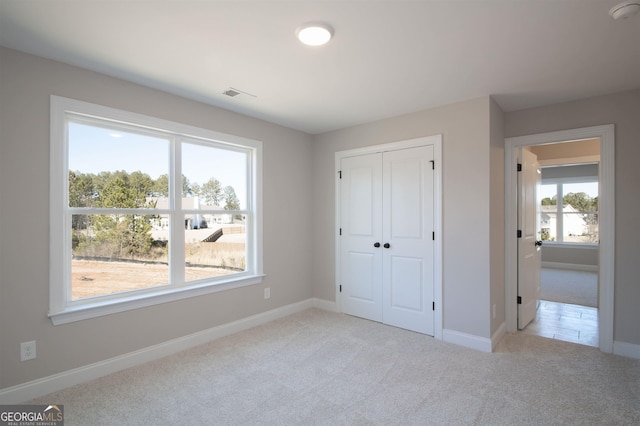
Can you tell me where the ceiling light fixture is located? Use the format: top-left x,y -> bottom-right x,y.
609,1 -> 640,20
296,22 -> 333,46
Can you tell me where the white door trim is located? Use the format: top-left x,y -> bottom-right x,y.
504,125 -> 614,353
335,135 -> 443,340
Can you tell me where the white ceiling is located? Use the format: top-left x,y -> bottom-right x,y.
1,1 -> 639,134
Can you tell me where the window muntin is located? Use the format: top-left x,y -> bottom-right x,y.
539,179 -> 598,244
51,96 -> 262,323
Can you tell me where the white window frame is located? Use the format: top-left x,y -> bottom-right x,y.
50,96 -> 263,325
540,176 -> 599,246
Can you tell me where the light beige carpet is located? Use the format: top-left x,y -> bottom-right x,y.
29,309 -> 639,425
540,268 -> 598,307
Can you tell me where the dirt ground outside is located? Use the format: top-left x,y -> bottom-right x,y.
72,259 -> 237,300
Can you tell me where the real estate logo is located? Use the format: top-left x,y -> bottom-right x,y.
0,405 -> 63,426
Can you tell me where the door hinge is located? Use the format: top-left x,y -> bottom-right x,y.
339,285 -> 342,293
339,228 -> 342,235
432,301 -> 435,311
338,170 -> 342,179
517,229 -> 522,238
430,160 -> 435,170
517,163 -> 522,172
432,231 -> 435,241
517,296 -> 522,304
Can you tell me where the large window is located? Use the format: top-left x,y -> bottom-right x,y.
50,96 -> 262,324
539,171 -> 598,244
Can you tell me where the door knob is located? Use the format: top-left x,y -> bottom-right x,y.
535,240 -> 543,247
384,243 -> 391,249
374,242 -> 380,248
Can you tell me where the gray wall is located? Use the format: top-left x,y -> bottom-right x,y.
542,246 -> 598,267
0,47 -> 314,389
312,97 -> 500,340
542,164 -> 598,180
489,98 -> 505,336
505,89 -> 640,346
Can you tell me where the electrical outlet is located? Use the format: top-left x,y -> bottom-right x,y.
264,287 -> 270,299
21,341 -> 36,361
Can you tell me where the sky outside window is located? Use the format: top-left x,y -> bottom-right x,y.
68,122 -> 247,205
539,181 -> 598,202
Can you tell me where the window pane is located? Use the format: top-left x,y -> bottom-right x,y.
540,184 -> 557,241
541,211 -> 556,241
539,181 -> 599,244
563,182 -> 598,212
583,212 -> 599,243
182,142 -> 247,209
539,183 -> 557,206
71,214 -> 169,300
563,212 -> 598,243
563,182 -> 598,243
68,122 -> 169,207
184,214 -> 246,282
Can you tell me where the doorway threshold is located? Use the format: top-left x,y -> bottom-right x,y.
520,300 -> 599,348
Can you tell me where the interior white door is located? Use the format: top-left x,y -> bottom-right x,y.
518,148 -> 542,330
382,146 -> 434,335
340,145 -> 435,335
340,153 -> 383,322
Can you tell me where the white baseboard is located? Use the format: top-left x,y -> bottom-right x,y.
542,262 -> 598,272
613,340 -> 640,360
0,298 -> 332,404
311,297 -> 337,312
443,329 -> 492,353
491,322 -> 506,351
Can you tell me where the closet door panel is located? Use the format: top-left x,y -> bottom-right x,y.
340,153 -> 383,322
382,146 -> 435,335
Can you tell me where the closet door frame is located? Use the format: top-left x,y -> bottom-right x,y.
335,135 -> 443,340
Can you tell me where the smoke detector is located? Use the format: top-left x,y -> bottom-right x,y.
609,1 -> 640,20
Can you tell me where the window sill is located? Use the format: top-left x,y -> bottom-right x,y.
49,274 -> 265,325
541,242 -> 598,249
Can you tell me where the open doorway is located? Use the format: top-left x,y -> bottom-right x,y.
505,125 -> 614,353
520,140 -> 600,347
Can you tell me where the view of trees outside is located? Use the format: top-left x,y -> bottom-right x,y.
539,182 -> 598,243
68,121 -> 247,300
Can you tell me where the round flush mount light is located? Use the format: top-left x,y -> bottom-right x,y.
296,22 -> 333,46
609,1 -> 640,20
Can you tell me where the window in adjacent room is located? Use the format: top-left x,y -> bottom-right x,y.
539,164 -> 598,245
50,96 -> 263,324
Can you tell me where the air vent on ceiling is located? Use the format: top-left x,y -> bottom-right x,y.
222,87 -> 257,99
223,88 -> 241,97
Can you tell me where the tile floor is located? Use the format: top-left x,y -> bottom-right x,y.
521,300 -> 599,347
